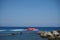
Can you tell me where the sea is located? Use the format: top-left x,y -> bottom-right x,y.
0,27 -> 60,40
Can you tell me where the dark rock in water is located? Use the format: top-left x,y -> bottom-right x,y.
11,33 -> 16,36
57,30 -> 60,33
20,32 -> 23,35
48,38 -> 60,40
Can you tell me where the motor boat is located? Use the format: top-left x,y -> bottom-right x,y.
25,28 -> 38,31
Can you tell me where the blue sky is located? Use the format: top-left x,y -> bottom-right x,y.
0,0 -> 60,27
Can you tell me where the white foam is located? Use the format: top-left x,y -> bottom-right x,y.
0,30 -> 6,31
10,29 -> 26,31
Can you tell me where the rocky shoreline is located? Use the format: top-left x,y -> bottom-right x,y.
37,30 -> 60,40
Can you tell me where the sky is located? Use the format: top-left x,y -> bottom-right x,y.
0,0 -> 60,27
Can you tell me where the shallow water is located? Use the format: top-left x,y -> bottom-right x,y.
0,31 -> 47,40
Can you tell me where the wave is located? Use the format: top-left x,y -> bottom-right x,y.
10,29 -> 39,31
10,29 -> 26,31
0,30 -> 6,31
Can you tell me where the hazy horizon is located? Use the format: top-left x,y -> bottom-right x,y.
0,0 -> 60,27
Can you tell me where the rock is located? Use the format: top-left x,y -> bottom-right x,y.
37,30 -> 60,40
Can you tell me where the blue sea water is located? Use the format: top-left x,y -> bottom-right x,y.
0,27 -> 60,31
0,27 -> 60,40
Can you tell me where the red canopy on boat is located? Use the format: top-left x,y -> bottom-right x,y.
26,28 -> 36,31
